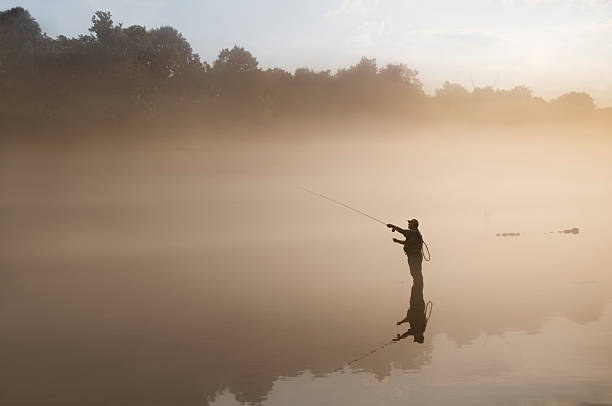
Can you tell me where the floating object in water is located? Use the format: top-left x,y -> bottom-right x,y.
497,227 -> 580,237
558,227 -> 579,234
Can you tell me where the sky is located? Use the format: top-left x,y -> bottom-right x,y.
5,0 -> 612,106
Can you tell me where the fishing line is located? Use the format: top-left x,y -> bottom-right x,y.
300,187 -> 431,261
298,187 -> 387,226
422,241 -> 431,261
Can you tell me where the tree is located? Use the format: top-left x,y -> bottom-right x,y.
0,7 -> 43,73
210,46 -> 259,104
89,11 -> 127,55
89,11 -> 115,41
553,91 -> 595,112
336,57 -> 377,81
148,26 -> 200,79
294,68 -> 331,85
506,85 -> 532,100
0,7 -> 41,50
213,46 -> 258,73
124,24 -> 150,64
85,10 -> 130,85
378,64 -> 422,90
435,82 -> 470,100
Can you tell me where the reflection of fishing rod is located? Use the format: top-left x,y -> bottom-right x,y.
299,187 -> 387,225
333,339 -> 395,373
333,300 -> 434,372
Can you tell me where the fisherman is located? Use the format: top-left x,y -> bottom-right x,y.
387,219 -> 424,282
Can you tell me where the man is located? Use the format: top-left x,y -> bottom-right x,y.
387,219 -> 424,282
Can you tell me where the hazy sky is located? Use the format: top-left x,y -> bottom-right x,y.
7,0 -> 612,106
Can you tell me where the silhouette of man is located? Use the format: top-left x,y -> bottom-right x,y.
394,278 -> 427,343
387,219 -> 424,282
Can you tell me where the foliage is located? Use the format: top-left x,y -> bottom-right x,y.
0,8 -> 606,131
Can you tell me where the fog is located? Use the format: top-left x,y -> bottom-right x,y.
1,123 -> 611,405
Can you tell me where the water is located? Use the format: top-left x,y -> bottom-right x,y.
1,126 -> 611,405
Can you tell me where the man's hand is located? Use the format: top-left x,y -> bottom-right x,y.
392,238 -> 401,243
387,223 -> 396,232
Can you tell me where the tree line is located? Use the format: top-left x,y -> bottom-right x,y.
1,7 -> 608,132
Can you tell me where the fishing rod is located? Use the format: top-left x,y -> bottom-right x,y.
298,187 -> 387,226
299,187 -> 431,260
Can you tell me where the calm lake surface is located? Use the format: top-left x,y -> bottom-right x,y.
1,127 -> 611,405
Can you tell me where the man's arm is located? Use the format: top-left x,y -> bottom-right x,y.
387,223 -> 407,233
392,238 -> 406,245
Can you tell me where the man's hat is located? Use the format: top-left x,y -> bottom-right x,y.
408,219 -> 419,228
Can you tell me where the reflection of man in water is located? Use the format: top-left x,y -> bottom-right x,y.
387,219 -> 423,282
394,279 -> 427,343
388,219 -> 428,343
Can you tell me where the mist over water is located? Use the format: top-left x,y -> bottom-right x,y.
1,124 -> 612,405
